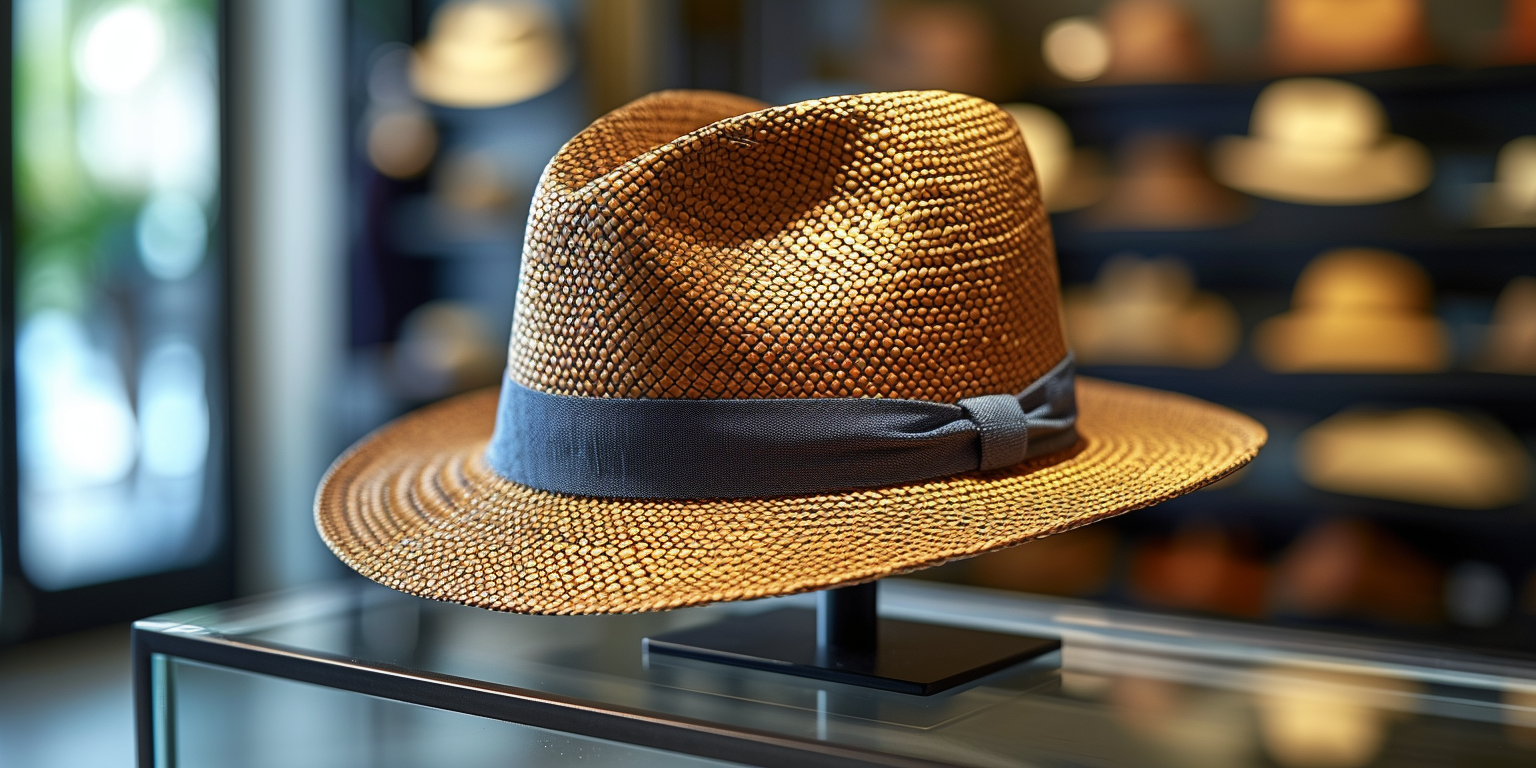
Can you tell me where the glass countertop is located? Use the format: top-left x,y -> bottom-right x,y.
137,578 -> 1536,767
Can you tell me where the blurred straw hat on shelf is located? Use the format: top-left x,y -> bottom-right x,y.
1255,248 -> 1448,372
1213,78 -> 1431,205
967,525 -> 1118,597
1002,103 -> 1106,212
1088,134 -> 1248,230
1130,524 -> 1269,617
867,1 -> 997,96
1274,519 -> 1442,623
1297,408 -> 1530,509
435,150 -> 517,213
1065,254 -> 1240,368
1479,276 -> 1536,374
1499,0 -> 1536,64
1476,136 -> 1536,228
411,0 -> 570,109
1099,0 -> 1209,84
1267,0 -> 1433,74
390,301 -> 505,401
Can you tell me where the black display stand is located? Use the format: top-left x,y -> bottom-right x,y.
643,582 -> 1061,695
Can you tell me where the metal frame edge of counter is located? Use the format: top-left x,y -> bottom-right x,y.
128,619 -> 954,768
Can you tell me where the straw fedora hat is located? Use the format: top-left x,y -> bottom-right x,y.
316,90 -> 1266,615
1213,78 -> 1431,205
411,0 -> 570,109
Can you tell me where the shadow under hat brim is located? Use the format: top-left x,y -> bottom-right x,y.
316,378 -> 1266,615
1212,135 -> 1430,205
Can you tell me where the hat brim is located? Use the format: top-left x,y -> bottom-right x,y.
1212,135 -> 1430,205
316,378 -> 1265,614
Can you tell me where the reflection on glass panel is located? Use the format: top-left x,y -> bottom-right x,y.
170,660 -> 745,768
14,0 -> 221,590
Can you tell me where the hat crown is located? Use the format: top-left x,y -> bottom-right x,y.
507,90 -> 1066,403
1293,248 -> 1431,313
1253,78 -> 1384,150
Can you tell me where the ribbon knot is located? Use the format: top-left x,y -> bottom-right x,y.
485,353 -> 1078,499
958,394 -> 1030,471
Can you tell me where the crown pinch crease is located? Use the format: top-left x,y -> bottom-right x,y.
508,89 -> 1066,403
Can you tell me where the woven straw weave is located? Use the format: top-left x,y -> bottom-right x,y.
316,90 -> 1266,615
509,90 -> 1066,400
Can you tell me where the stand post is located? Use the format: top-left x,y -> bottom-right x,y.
644,577 -> 1060,695
817,582 -> 877,661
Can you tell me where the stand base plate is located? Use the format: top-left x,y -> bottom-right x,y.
643,608 -> 1059,696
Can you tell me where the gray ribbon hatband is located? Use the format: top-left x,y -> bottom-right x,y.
484,353 -> 1077,499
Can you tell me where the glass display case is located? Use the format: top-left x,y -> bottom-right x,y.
135,579 -> 1536,767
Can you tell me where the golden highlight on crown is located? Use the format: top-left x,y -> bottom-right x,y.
508,90 -> 1066,403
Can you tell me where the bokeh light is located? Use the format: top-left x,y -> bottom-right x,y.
74,3 -> 164,95
1043,17 -> 1112,82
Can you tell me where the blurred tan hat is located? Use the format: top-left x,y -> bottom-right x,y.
1130,524 -> 1269,617
390,301 -> 505,400
1065,254 -> 1240,368
1214,79 -> 1430,205
868,2 -> 996,96
1267,0 -> 1433,74
1476,136 -> 1536,228
1501,0 -> 1536,64
1089,134 -> 1248,229
1274,519 -> 1442,623
1298,408 -> 1530,509
1255,248 -> 1447,372
411,0 -> 570,108
1480,276 -> 1536,373
1100,0 -> 1209,84
314,90 -> 1266,615
1002,103 -> 1106,212
967,525 -> 1117,597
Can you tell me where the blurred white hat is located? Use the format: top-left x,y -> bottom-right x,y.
1477,136 -> 1536,227
411,0 -> 570,109
1213,78 -> 1430,205
1002,103 -> 1106,212
1298,408 -> 1529,510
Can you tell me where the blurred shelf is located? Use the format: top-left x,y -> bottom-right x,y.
1029,63 -> 1536,295
1148,487 -> 1536,533
1027,64 -> 1536,146
1082,364 -> 1536,415
1054,205 -> 1536,265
